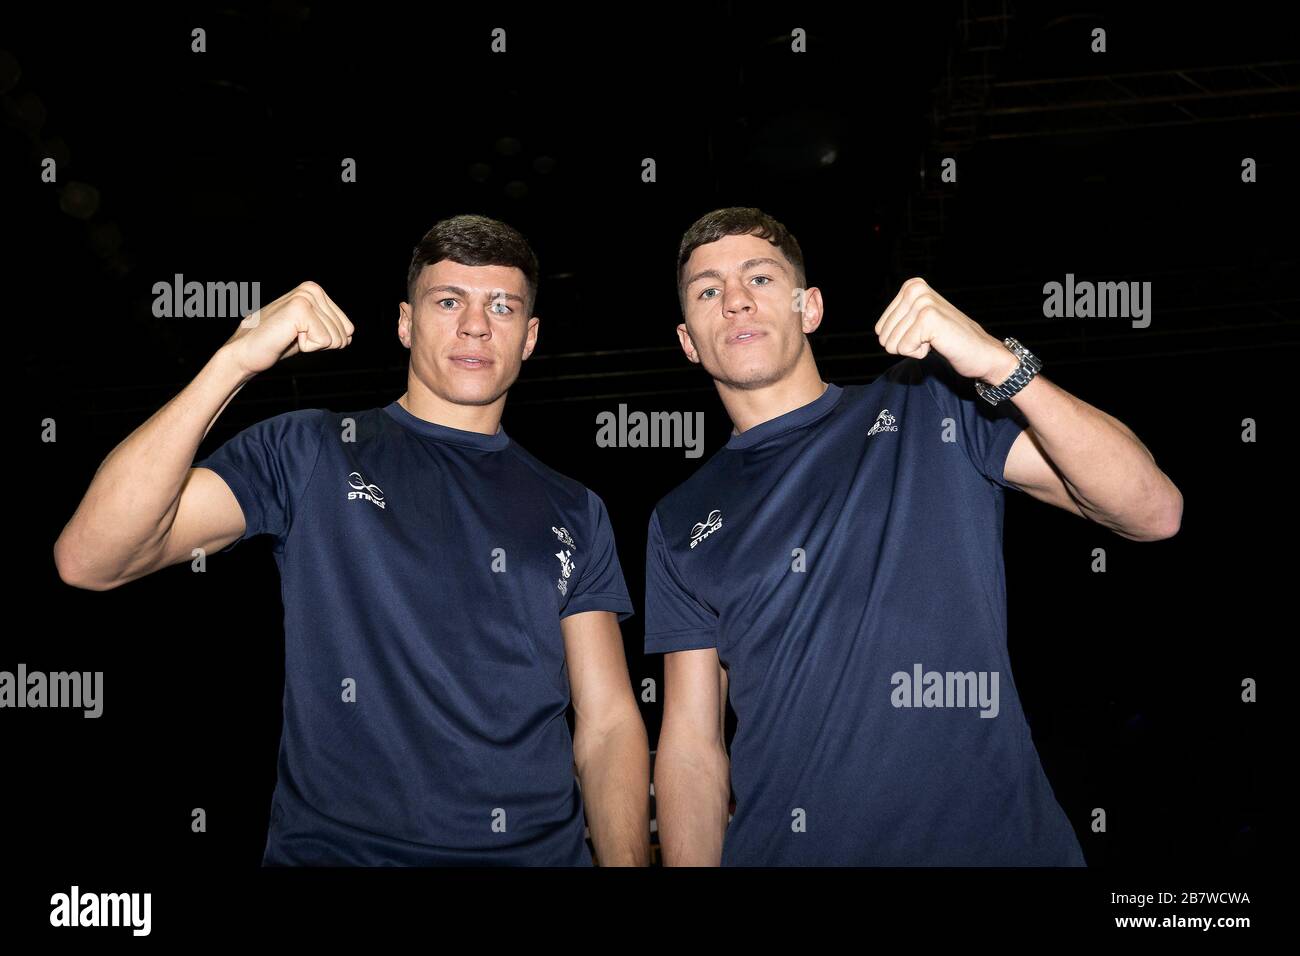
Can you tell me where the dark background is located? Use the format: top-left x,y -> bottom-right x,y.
5,0 -> 1290,935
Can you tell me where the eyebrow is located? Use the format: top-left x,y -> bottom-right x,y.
685,257 -> 789,289
424,284 -> 526,303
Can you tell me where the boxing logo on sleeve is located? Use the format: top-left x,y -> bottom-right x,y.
552,525 -> 577,595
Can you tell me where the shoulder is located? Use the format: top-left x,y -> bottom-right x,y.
817,371 -> 921,421
860,354 -> 970,416
245,406 -> 333,430
205,406 -> 333,447
877,355 -> 931,388
902,351 -> 969,396
502,439 -> 597,511
650,442 -> 734,524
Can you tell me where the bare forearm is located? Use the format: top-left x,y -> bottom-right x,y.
54,345 -> 253,586
574,715 -> 651,866
654,740 -> 730,866
993,357 -> 1182,539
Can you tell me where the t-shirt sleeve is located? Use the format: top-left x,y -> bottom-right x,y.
918,350 -> 1029,490
559,489 -> 635,623
643,507 -> 719,654
193,408 -> 327,553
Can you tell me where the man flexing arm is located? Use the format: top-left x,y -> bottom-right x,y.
53,282 -> 354,590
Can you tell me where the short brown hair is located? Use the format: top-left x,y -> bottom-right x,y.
677,207 -> 807,306
407,214 -> 540,313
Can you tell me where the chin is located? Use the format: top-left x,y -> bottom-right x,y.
445,385 -> 507,406
711,339 -> 804,390
435,370 -> 517,406
728,373 -> 784,391
711,359 -> 787,391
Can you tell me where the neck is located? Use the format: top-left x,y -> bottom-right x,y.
399,378 -> 505,435
718,358 -> 827,436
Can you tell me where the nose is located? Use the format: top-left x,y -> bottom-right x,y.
458,304 -> 492,338
723,281 -> 755,316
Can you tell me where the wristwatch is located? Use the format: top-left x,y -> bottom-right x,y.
974,337 -> 1042,405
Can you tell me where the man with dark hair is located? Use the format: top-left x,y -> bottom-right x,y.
646,206 -> 1182,865
407,213 -> 541,312
54,214 -> 651,866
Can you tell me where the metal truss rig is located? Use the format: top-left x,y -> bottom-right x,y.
967,60 -> 1300,140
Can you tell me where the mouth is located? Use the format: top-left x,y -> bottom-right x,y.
449,354 -> 494,370
726,329 -> 766,345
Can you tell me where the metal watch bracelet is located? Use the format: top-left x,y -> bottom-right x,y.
974,337 -> 1042,405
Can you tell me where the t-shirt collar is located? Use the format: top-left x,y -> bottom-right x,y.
726,382 -> 843,450
383,400 -> 510,451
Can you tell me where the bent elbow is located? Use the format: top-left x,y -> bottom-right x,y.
1158,487 -> 1184,539
1140,488 -> 1183,541
53,537 -> 119,591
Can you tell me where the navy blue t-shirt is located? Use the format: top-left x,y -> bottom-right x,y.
195,400 -> 634,866
644,352 -> 1086,866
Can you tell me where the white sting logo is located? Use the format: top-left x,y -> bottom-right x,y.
689,509 -> 723,549
347,471 -> 386,509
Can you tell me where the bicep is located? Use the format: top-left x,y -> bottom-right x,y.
1003,428 -> 1087,518
156,467 -> 247,569
562,610 -> 637,733
662,647 -> 727,748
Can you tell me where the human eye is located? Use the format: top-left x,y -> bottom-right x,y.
698,287 -> 720,300
751,275 -> 773,287
437,297 -> 459,310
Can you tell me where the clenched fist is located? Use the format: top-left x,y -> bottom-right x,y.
874,277 -> 1016,384
222,281 -> 355,376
